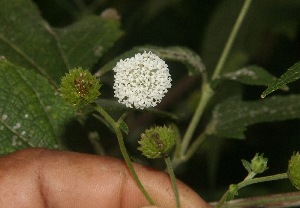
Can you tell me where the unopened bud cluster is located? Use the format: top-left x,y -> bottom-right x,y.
288,152 -> 300,190
138,126 -> 175,159
59,67 -> 101,106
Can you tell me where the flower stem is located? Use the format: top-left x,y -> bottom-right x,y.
164,156 -> 181,208
94,105 -> 155,205
211,0 -> 253,80
216,173 -> 288,208
175,0 -> 253,167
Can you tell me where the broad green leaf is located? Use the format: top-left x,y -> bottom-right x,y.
0,59 -> 75,155
261,61 -> 300,98
207,95 -> 300,139
216,65 -> 279,87
96,46 -> 205,77
0,0 -> 123,86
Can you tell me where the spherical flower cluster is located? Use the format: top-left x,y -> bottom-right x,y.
113,51 -> 172,109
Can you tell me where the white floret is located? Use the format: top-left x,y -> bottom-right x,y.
113,51 -> 172,109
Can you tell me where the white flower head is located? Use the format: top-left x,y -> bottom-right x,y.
113,51 -> 172,109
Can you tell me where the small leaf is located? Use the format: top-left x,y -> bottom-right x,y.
207,95 -> 300,139
96,45 -> 205,77
119,121 -> 129,135
0,59 -> 75,155
262,61 -> 300,98
241,159 -> 252,173
216,65 -> 281,87
0,0 -> 123,86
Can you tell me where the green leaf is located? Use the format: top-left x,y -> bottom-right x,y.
96,45 -> 205,77
119,121 -> 129,135
241,159 -> 252,173
0,59 -> 75,155
261,61 -> 300,98
216,65 -> 280,87
207,95 -> 300,139
0,0 -> 123,86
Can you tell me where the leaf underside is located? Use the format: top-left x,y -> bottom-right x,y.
208,95 -> 300,139
96,45 -> 206,77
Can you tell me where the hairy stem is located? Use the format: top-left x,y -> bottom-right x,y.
95,105 -> 155,205
216,173 -> 288,208
165,156 -> 181,208
175,0 -> 253,167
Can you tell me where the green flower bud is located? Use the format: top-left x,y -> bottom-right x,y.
59,67 -> 101,106
138,126 -> 175,159
226,184 -> 238,201
250,153 -> 268,174
287,152 -> 300,190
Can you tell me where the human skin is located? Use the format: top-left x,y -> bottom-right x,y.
0,148 -> 211,208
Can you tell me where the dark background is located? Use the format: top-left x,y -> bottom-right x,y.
33,0 -> 300,202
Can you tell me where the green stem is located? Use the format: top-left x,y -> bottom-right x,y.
175,0 -> 253,167
95,105 -> 155,205
164,156 -> 181,208
211,0 -> 253,80
216,173 -> 288,208
179,83 -> 213,157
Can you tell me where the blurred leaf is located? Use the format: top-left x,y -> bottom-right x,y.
207,95 -> 300,139
261,61 -> 300,98
201,0 -> 300,74
0,0 -> 123,86
95,99 -> 178,121
215,65 -> 282,87
96,45 -> 205,77
0,59 -> 75,155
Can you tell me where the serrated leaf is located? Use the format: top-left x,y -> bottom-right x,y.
96,45 -> 205,77
216,65 -> 280,87
207,95 -> 300,139
0,59 -> 75,155
0,0 -> 123,86
261,61 -> 300,98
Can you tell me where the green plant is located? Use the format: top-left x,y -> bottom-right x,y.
1,0 -> 300,207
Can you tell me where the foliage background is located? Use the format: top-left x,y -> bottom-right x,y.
1,0 -> 300,202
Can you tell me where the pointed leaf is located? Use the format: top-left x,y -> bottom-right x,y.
96,46 -> 205,77
216,65 -> 280,87
0,59 -> 75,155
207,95 -> 300,139
241,159 -> 252,173
119,121 -> 129,135
262,61 -> 300,98
0,0 -> 123,85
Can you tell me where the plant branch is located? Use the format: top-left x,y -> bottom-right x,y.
210,191 -> 300,208
174,0 -> 253,167
211,0 -> 253,80
94,105 -> 155,205
165,156 -> 181,208
216,173 -> 288,208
